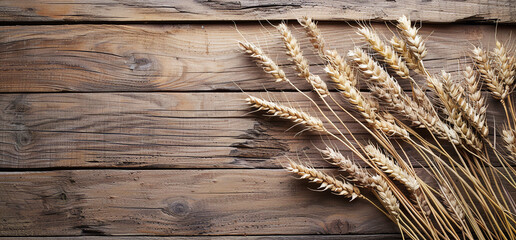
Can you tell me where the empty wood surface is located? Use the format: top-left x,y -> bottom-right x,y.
0,23 -> 513,93
0,169 -> 395,236
0,0 -> 514,23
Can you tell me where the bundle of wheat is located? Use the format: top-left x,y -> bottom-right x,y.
239,16 -> 516,239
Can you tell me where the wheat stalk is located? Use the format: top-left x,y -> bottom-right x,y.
246,95 -> 325,132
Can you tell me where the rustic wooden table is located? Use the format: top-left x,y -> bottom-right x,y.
0,1 -> 514,239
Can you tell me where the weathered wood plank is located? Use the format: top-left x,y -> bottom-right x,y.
1,169 -> 514,236
0,169 -> 399,236
0,235 -> 403,239
0,23 -> 512,93
0,92 -> 507,169
0,0 -> 514,23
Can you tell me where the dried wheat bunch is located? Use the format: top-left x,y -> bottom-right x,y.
239,16 -> 516,240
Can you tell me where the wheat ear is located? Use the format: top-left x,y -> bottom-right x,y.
277,23 -> 329,97
502,129 -> 516,160
428,72 -> 484,151
325,62 -> 376,124
371,175 -> 400,218
396,16 -> 427,61
357,26 -> 410,79
365,144 -> 432,216
493,41 -> 516,88
239,41 -> 289,83
472,47 -> 508,100
298,16 -> 326,56
325,49 -> 357,87
464,66 -> 487,125
320,147 -> 376,187
246,96 -> 324,132
298,17 -> 357,88
447,70 -> 489,137
390,35 -> 421,73
440,184 -> 465,223
364,145 -> 419,192
286,160 -> 361,200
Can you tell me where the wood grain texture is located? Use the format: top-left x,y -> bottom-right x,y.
0,236 -> 402,240
0,92 -> 507,169
0,23 -> 513,93
0,169 -> 399,236
0,0 -> 514,23
1,169 -> 514,236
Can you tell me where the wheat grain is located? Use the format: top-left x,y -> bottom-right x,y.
365,145 -> 432,216
321,147 -> 376,187
325,60 -> 408,138
287,160 -> 361,200
246,95 -> 325,132
413,188 -> 432,216
429,72 -> 484,151
239,41 -> 289,83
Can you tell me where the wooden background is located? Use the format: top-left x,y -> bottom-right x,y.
0,1 -> 515,239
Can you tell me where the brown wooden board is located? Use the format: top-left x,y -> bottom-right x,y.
0,236 -> 403,240
2,168 -> 513,236
0,92 -> 507,169
0,169 -> 397,236
0,0 -> 514,23
0,23 -> 512,93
